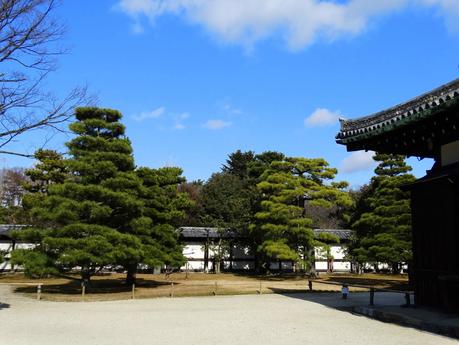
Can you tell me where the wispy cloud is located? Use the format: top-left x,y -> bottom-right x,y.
132,107 -> 191,130
304,108 -> 341,127
115,1 -> 459,50
203,119 -> 232,130
340,151 -> 376,173
223,103 -> 242,115
419,0 -> 459,32
173,112 -> 190,130
173,123 -> 186,130
132,106 -> 165,122
131,21 -> 145,34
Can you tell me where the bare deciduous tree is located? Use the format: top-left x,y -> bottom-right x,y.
0,0 -> 91,157
0,167 -> 27,207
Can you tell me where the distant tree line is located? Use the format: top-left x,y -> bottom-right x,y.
0,108 -> 416,277
179,150 -> 415,274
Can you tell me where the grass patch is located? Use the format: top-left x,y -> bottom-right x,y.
0,272 -> 409,302
318,273 -> 410,291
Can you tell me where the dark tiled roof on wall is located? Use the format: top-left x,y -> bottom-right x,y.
313,229 -> 353,240
0,224 -> 25,236
179,227 -> 353,241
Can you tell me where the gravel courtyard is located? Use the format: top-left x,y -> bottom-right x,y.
0,286 -> 456,345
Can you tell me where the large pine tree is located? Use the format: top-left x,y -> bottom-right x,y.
14,107 -> 185,281
15,108 -> 144,279
350,153 -> 415,273
251,157 -> 352,272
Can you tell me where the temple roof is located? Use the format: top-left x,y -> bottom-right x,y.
313,229 -> 353,241
178,227 -> 353,241
336,78 -> 459,156
178,227 -> 239,239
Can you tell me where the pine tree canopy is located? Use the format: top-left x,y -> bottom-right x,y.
251,156 -> 352,271
349,153 -> 415,271
13,107 -> 186,280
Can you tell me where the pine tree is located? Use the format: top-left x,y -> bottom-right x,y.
251,157 -> 352,273
14,108 -> 144,279
350,153 -> 415,273
222,150 -> 255,179
14,108 -> 188,281
133,166 -> 188,280
200,172 -> 253,230
24,149 -> 68,194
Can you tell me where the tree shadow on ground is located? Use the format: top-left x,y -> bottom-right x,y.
232,272 -> 309,281
14,278 -> 174,295
319,276 -> 410,291
0,302 -> 10,310
268,288 -> 367,311
272,290 -> 459,340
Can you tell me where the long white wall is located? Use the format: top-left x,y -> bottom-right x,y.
1,240 -> 352,273
181,242 -> 352,272
0,241 -> 35,271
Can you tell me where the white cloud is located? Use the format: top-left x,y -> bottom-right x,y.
132,106 -> 165,121
131,21 -> 145,34
203,119 -> 232,130
173,123 -> 186,130
304,108 -> 341,127
178,112 -> 190,120
116,0 -> 459,49
418,0 -> 459,32
340,151 -> 376,173
223,103 -> 242,115
173,112 -> 190,130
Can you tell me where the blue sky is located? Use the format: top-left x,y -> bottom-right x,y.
4,0 -> 459,187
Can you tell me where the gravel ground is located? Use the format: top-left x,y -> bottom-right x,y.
0,285 -> 456,345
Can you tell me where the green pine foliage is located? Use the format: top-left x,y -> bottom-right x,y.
349,153 -> 415,272
200,172 -> 254,230
251,157 -> 352,272
13,107 -> 186,280
222,150 -> 255,179
135,166 -> 188,269
24,149 -> 68,194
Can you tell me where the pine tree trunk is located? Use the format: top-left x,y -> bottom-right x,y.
126,263 -> 137,284
81,266 -> 91,282
254,246 -> 260,274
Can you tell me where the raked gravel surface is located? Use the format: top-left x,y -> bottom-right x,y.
0,285 -> 456,345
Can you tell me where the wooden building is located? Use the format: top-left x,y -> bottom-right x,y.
336,78 -> 459,312
178,227 -> 353,273
0,225 -> 30,271
2,225 -> 353,273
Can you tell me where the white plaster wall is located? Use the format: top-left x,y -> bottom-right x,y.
330,246 -> 346,260
315,261 -> 328,271
183,243 -> 205,259
314,245 -> 347,260
180,260 -> 205,271
333,261 -> 351,271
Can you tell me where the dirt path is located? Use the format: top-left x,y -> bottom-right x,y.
0,291 -> 455,345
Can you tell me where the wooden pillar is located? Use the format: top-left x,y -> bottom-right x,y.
370,288 -> 375,306
204,240 -> 209,273
229,243 -> 233,271
11,239 -> 16,271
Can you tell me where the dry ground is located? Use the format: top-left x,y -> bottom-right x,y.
0,272 -> 409,302
0,290 -> 454,345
